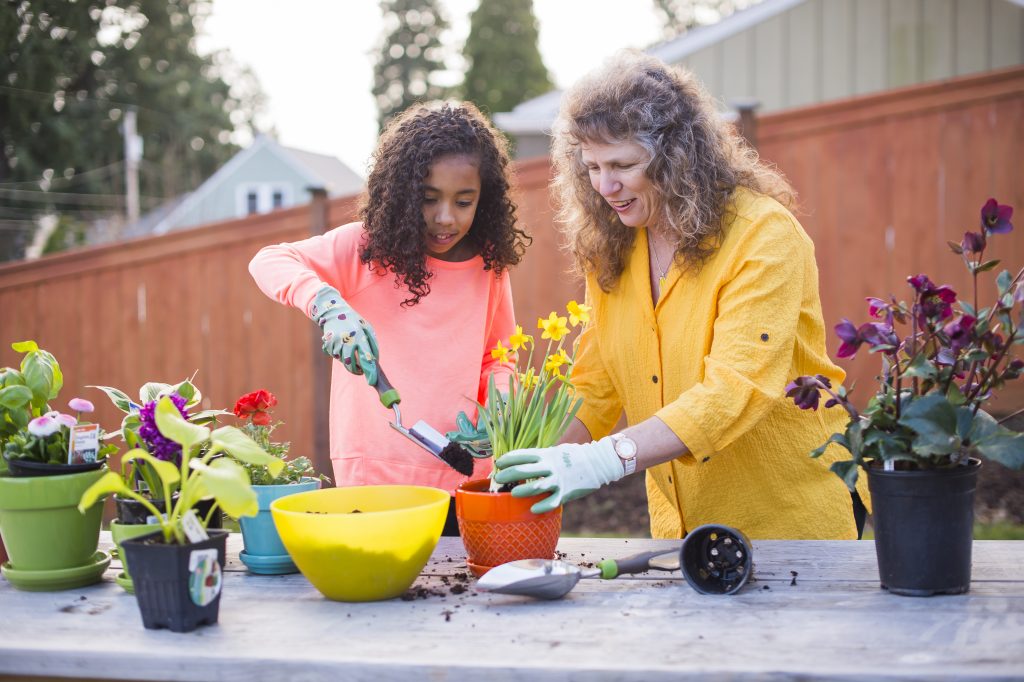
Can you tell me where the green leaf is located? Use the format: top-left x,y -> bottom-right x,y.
172,380 -> 200,407
997,270 -> 1013,295
154,396 -> 209,453
829,460 -> 860,492
89,385 -> 135,413
210,426 -> 283,475
189,458 -> 258,518
77,471 -> 131,513
0,384 -> 32,409
975,431 -> 1024,469
901,353 -> 938,382
955,406 -> 977,443
21,351 -> 54,405
971,259 -> 1000,274
899,394 -> 958,455
123,448 -> 181,488
11,340 -> 38,353
810,432 -> 850,458
140,382 -> 174,404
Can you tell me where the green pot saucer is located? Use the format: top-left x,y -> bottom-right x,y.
114,571 -> 134,594
1,551 -> 110,592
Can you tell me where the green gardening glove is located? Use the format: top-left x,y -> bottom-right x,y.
311,284 -> 379,386
492,437 -> 625,514
445,411 -> 491,457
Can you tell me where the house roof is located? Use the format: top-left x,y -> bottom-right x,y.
494,0 -> 806,135
148,135 -> 364,235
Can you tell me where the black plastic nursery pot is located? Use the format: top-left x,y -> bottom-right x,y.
120,528 -> 228,632
866,459 -> 980,597
680,524 -> 753,595
115,494 -> 222,529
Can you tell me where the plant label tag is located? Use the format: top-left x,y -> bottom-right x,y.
67,423 -> 100,464
884,459 -> 895,472
187,548 -> 222,606
181,509 -> 209,543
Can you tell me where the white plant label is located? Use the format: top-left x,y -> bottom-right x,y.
187,548 -> 222,607
67,423 -> 100,464
181,509 -> 209,543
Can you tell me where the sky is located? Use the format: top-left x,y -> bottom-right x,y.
197,1 -> 663,177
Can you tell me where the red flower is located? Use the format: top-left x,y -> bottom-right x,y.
234,390 -> 277,426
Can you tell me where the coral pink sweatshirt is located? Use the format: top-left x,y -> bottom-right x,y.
249,222 -> 515,493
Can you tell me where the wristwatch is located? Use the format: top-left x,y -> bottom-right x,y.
609,433 -> 638,476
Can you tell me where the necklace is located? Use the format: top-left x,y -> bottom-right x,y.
649,232 -> 672,283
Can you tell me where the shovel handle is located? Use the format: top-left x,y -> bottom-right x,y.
598,550 -> 677,579
374,366 -> 400,408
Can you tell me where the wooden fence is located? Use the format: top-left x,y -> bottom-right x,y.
1,66 -> 1022,481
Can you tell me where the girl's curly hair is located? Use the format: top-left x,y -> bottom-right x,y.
552,50 -> 796,292
359,102 -> 530,306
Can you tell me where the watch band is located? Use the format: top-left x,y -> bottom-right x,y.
609,433 -> 638,476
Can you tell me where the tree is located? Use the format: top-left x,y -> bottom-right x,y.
0,0 -> 265,262
372,0 -> 449,132
460,0 -> 552,118
652,0 -> 763,40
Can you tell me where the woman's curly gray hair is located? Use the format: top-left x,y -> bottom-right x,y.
552,49 -> 795,291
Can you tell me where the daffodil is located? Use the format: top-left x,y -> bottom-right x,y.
509,325 -> 532,351
519,371 -> 540,389
545,348 -> 571,373
490,339 -> 512,364
567,300 -> 592,327
538,312 -> 570,341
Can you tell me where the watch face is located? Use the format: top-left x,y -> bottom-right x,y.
614,436 -> 638,459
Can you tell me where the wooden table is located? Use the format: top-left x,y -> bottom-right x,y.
1,533 -> 1022,681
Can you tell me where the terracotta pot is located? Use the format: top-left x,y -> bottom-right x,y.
455,478 -> 562,577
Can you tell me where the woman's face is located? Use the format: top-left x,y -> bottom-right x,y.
581,139 -> 657,230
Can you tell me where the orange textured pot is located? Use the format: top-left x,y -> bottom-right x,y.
455,479 -> 562,577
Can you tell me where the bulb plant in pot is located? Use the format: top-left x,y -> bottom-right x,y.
455,303 -> 586,576
92,378 -> 228,529
0,341 -> 116,591
79,396 -> 283,632
232,389 -> 329,575
786,198 -> 1024,596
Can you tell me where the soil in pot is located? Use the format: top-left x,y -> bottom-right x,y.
115,494 -> 222,529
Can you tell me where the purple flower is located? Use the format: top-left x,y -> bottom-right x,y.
867,298 -> 888,318
961,231 -> 986,254
943,315 -> 976,354
834,320 -> 897,358
786,376 -> 822,410
981,198 -> 1013,234
908,274 -> 934,292
68,397 -> 94,413
27,415 -> 59,438
909,275 -> 957,324
138,393 -> 190,462
835,319 -> 861,358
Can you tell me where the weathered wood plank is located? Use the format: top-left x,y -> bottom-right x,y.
2,535 -> 1021,681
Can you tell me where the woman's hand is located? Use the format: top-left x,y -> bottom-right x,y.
492,437 -> 625,514
311,284 -> 380,385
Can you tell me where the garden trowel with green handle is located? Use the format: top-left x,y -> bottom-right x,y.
372,365 -> 474,476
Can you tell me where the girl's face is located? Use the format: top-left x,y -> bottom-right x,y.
580,139 -> 659,230
422,154 -> 482,262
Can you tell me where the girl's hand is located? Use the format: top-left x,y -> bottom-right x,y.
311,284 -> 380,386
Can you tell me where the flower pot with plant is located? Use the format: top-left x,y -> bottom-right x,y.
232,389 -> 329,575
786,198 -> 1024,596
92,378 -> 228,529
0,341 -> 117,591
455,303 -> 586,576
79,396 -> 283,631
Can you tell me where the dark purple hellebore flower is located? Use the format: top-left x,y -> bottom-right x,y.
942,315 -> 976,354
859,322 -> 899,349
961,231 -> 986,254
917,284 -> 957,325
867,297 -> 888,318
834,318 -> 862,358
786,376 -> 822,410
981,199 -> 1013,234
908,274 -> 934,292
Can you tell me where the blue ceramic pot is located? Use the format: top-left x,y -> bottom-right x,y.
238,478 -> 320,574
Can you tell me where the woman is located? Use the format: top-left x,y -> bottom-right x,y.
494,50 -> 869,540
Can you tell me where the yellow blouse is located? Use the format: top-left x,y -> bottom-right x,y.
572,187 -> 869,539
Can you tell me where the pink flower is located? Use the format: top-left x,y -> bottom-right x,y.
46,411 -> 77,428
68,398 -> 94,413
27,415 -> 60,438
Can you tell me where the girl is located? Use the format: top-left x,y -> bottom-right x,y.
249,102 -> 529,534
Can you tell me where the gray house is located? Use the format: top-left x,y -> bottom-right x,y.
130,135 -> 364,237
496,0 -> 1024,158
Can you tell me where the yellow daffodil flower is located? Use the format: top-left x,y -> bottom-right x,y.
509,325 -> 532,351
519,371 -> 540,389
490,340 -> 512,364
545,348 -> 571,373
567,300 -> 592,327
538,312 -> 570,341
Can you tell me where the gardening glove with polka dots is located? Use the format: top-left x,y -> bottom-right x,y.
492,437 -> 624,514
310,284 -> 380,386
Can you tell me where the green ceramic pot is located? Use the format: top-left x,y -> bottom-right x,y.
0,468 -> 106,571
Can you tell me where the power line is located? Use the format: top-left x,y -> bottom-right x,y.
0,187 -> 163,207
0,161 -> 125,188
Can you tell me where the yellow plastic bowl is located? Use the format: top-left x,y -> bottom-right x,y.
270,485 -> 449,602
